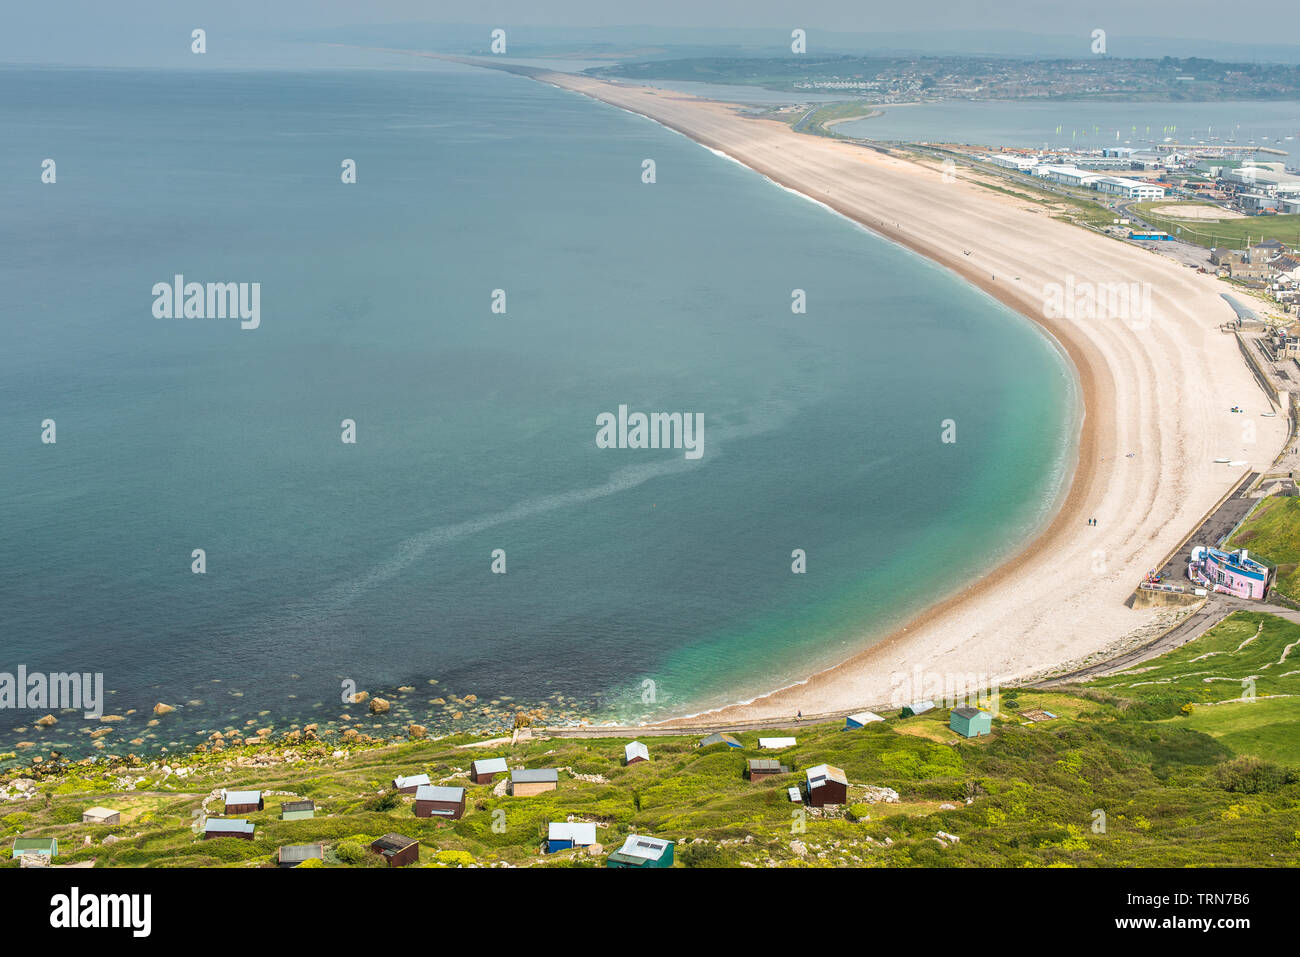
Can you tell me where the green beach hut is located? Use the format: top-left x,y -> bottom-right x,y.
949,707 -> 992,738
606,834 -> 674,868
12,837 -> 57,859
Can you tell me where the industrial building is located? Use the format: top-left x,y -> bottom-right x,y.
1092,176 -> 1167,199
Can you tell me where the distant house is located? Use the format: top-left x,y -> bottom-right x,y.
746,759 -> 789,781
546,822 -> 598,853
203,819 -> 255,841
844,711 -> 884,729
414,785 -> 467,820
606,834 -> 674,869
277,843 -> 325,868
758,737 -> 796,749
901,701 -> 935,718
950,707 -> 993,738
11,837 -> 57,859
697,733 -> 742,749
280,799 -> 315,821
393,773 -> 430,794
805,764 -> 848,807
370,833 -> 420,868
223,790 -> 264,815
469,757 -> 508,785
624,741 -> 650,765
510,769 -> 559,797
81,806 -> 121,825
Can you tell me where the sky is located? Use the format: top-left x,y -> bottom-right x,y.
3,1 -> 1297,67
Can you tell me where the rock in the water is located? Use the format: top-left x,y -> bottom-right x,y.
369,698 -> 390,715
153,703 -> 175,715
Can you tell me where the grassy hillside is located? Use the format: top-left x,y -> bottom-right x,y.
1227,496 -> 1300,600
4,612 -> 1300,868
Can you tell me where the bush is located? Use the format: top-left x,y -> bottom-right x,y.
363,791 -> 400,813
678,842 -> 724,867
295,857 -> 324,868
50,805 -> 83,825
334,840 -> 368,865
1214,756 -> 1298,794
846,803 -> 873,822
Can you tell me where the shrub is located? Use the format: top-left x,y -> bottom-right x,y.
678,842 -> 724,867
1214,756 -> 1298,794
334,840 -> 368,865
363,791 -> 400,812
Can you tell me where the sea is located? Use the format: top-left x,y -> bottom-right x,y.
0,57 -> 1075,758
835,99 -> 1300,153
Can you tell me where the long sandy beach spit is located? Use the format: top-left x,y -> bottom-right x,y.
436,55 -> 1289,723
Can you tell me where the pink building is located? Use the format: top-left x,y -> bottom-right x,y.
1188,547 -> 1270,600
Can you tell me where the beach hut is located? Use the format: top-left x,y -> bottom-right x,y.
901,700 -> 935,718
758,736 -> 796,749
510,769 -> 559,797
624,741 -> 649,765
606,834 -> 674,869
393,773 -> 430,794
414,785 -> 467,819
203,819 -> 255,841
470,757 -> 508,785
746,759 -> 789,781
950,707 -> 992,738
280,799 -> 315,821
370,833 -> 420,868
277,843 -> 325,868
81,806 -> 120,825
11,837 -> 57,859
805,764 -> 848,807
844,711 -> 884,730
697,733 -> 742,749
546,822 -> 598,853
223,790 -> 263,815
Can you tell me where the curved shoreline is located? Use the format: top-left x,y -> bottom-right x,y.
515,69 -> 1286,726
393,52 -> 1286,726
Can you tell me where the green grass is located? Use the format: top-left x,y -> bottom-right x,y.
1226,496 -> 1300,599
1132,201 -> 1300,249
1173,697 -> 1300,766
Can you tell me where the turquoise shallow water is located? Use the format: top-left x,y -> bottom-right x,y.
0,62 -> 1074,751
